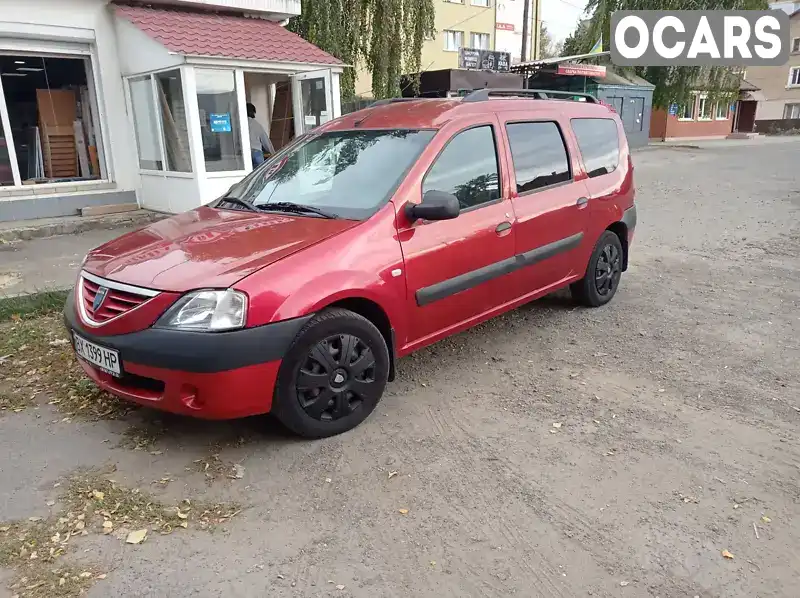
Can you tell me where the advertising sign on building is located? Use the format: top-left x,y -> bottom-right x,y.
459,48 -> 512,72
495,0 -> 534,63
555,63 -> 607,78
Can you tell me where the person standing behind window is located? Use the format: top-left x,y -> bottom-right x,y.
247,103 -> 275,168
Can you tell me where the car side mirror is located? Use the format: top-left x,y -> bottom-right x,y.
406,190 -> 460,222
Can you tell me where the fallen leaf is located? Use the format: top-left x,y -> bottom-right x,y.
550,430 -> 557,434
232,464 -> 245,479
552,422 -> 562,429
176,511 -> 189,520
46,501 -> 55,507
97,574 -> 107,580
102,521 -> 113,534
430,560 -> 436,566
761,516 -> 771,523
388,471 -> 398,479
79,572 -> 92,579
325,478 -> 332,483
92,490 -> 105,501
126,529 -> 148,545
336,585 -> 345,590
722,549 -> 734,559
398,508 -> 409,515
620,580 -> 629,587
178,521 -> 188,529
49,339 -> 69,347
28,516 -> 42,522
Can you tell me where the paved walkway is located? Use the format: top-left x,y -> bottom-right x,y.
0,226 -> 141,297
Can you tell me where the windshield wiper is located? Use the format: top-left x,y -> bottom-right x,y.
217,195 -> 258,212
258,201 -> 340,219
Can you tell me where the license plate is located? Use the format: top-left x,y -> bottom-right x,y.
73,332 -> 121,377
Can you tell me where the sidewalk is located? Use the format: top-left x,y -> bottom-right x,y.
0,226 -> 144,297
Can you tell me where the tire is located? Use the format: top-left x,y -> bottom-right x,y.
271,308 -> 390,439
571,230 -> 624,307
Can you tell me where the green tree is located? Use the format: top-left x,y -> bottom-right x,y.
539,23 -> 564,59
562,19 -> 592,56
287,0 -> 436,100
578,0 -> 767,108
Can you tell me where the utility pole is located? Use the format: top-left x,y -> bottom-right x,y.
520,0 -> 531,63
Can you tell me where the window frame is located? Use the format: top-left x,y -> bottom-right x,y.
470,32 -> 490,50
784,103 -> 800,119
471,0 -> 491,7
715,102 -> 729,120
504,119 -> 574,198
788,66 -> 800,88
678,98 -> 695,121
420,123 -> 504,215
126,66 -> 195,177
569,117 -> 620,180
443,30 -> 464,52
697,95 -> 712,121
792,37 -> 800,54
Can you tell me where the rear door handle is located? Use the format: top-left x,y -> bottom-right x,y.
495,221 -> 512,234
576,197 -> 589,208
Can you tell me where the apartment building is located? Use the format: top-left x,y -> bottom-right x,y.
743,7 -> 800,131
353,0 -> 499,99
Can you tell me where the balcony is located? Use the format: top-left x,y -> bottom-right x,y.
151,0 -> 301,20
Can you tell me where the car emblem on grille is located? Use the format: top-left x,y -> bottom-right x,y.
93,286 -> 109,312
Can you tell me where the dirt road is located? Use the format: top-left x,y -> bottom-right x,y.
1,138 -> 799,597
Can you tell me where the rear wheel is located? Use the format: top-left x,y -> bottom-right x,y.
272,308 -> 389,438
571,231 -> 624,307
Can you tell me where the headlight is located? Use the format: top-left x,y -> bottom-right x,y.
156,290 -> 247,332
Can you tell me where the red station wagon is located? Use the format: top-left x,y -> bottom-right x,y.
64,89 -> 637,438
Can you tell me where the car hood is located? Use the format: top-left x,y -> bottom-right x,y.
83,206 -> 359,292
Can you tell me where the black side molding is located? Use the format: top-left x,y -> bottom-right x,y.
416,232 -> 584,307
63,291 -> 311,374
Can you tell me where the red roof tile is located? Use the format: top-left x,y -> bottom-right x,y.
113,4 -> 341,66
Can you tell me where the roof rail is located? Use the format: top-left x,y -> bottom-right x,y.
461,88 -> 598,103
368,97 -> 426,107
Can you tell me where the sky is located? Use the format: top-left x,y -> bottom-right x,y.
540,0 -> 589,45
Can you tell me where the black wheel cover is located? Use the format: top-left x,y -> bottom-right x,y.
295,334 -> 377,421
595,242 -> 622,297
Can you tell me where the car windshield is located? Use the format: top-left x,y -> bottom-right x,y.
220,129 -> 436,220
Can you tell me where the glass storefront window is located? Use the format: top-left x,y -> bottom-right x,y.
0,116 -> 13,186
155,71 -> 191,172
195,69 -> 244,172
130,75 -> 163,170
129,69 -> 192,173
0,53 -> 105,185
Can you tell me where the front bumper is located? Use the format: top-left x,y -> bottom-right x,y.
63,290 -> 311,419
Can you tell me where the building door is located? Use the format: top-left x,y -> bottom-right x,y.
735,101 -> 757,133
621,97 -> 645,133
291,69 -> 333,137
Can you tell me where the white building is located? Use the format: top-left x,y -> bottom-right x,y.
0,0 -> 344,221
494,0 -> 540,63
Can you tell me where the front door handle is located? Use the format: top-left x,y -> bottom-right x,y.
576,197 -> 589,208
495,221 -> 512,235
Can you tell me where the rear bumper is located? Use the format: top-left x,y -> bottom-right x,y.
63,291 -> 310,419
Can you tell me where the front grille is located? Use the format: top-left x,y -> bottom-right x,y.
80,273 -> 156,324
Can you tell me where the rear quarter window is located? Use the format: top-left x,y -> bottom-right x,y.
570,118 -> 620,178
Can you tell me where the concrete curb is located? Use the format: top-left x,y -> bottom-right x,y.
0,210 -> 166,244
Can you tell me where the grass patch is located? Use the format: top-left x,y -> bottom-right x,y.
0,469 -> 241,597
0,290 -> 69,323
0,315 -> 136,419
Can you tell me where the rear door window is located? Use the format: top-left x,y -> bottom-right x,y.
505,121 -> 571,194
570,118 -> 620,178
423,125 -> 501,210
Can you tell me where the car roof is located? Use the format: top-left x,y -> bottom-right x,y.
323,96 -> 618,132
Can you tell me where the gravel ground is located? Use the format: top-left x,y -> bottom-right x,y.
1,138 -> 799,598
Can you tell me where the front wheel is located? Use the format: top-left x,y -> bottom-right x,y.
571,231 -> 624,307
272,308 -> 390,438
